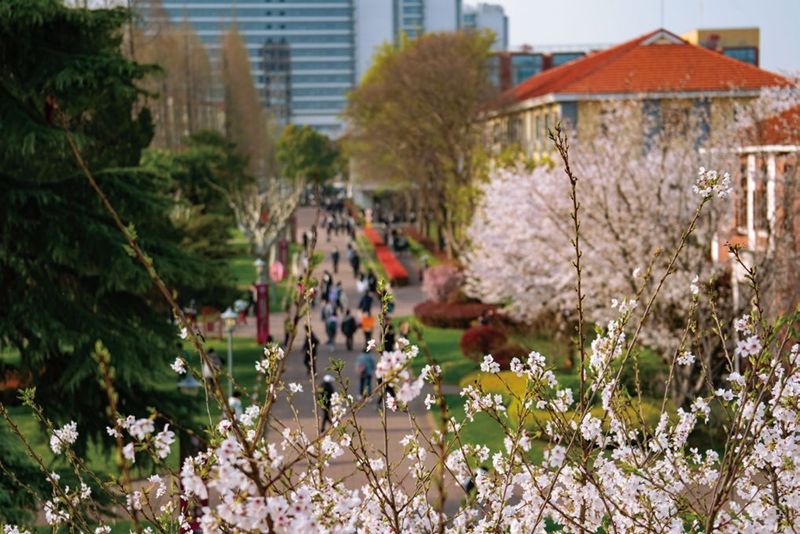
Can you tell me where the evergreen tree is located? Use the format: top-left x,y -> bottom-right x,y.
0,0 -> 218,463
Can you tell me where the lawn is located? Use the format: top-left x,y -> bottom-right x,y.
227,232 -> 294,313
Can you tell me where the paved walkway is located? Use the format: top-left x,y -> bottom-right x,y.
231,207 -> 460,500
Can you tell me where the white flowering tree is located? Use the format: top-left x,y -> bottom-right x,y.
466,103 -> 751,406
3,115 -> 800,534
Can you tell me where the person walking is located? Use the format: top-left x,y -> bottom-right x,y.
302,330 -> 319,377
325,308 -> 338,349
367,268 -> 377,293
383,321 -> 396,352
334,281 -> 346,312
355,350 -> 376,399
356,272 -> 368,295
319,375 -> 336,432
350,250 -> 361,278
331,248 -> 340,274
360,312 -> 375,350
358,291 -> 373,315
340,309 -> 357,351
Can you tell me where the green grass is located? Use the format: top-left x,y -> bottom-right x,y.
407,236 -> 441,267
405,320 -> 479,385
226,233 -> 294,313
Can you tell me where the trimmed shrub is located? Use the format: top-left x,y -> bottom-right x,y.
491,344 -> 529,370
413,299 -> 495,329
460,325 -> 507,360
422,263 -> 463,302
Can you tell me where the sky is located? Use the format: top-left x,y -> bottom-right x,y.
490,0 -> 800,73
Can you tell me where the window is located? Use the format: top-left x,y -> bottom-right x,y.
551,52 -> 584,67
723,47 -> 758,65
735,160 -> 748,230
754,159 -> 769,231
510,54 -> 543,85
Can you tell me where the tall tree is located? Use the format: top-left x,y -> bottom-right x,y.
278,124 -> 341,186
133,1 -> 217,148
221,24 -> 272,176
346,31 -> 496,259
0,0 -> 219,453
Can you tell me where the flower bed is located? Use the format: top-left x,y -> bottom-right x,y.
413,299 -> 495,329
460,324 -> 507,360
360,228 -> 408,286
375,246 -> 409,286
363,226 -> 384,247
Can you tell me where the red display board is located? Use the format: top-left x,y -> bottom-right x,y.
256,282 -> 269,344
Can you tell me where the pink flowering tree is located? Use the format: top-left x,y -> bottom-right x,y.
3,120 -> 800,534
422,263 -> 464,303
464,100 -> 794,406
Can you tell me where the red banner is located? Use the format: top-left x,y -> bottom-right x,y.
256,283 -> 269,344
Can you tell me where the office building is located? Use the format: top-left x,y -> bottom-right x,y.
682,27 -> 760,66
462,2 -> 507,51
142,1 -> 462,136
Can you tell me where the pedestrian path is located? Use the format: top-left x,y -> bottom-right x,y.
231,206 -> 450,494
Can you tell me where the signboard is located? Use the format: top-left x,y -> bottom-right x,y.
269,261 -> 285,283
256,282 -> 269,344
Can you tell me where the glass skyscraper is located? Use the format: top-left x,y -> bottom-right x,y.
143,0 -> 461,135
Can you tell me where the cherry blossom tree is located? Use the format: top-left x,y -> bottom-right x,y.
465,103 -> 742,406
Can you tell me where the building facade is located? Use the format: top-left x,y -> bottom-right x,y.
144,0 -> 461,136
483,29 -> 786,159
682,27 -> 760,66
462,2 -> 507,51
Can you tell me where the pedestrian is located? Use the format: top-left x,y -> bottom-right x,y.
355,350 -> 376,399
328,282 -> 340,308
319,375 -> 335,432
283,316 -> 293,348
383,321 -> 396,352
358,291 -> 373,314
331,248 -> 340,274
334,281 -> 345,312
340,309 -> 357,351
302,330 -> 319,377
325,308 -> 338,348
351,250 -> 361,278
321,300 -> 334,323
367,268 -> 377,293
228,391 -> 243,420
356,272 -> 368,294
360,312 -> 375,350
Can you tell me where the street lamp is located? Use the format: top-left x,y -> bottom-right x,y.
176,374 -> 202,396
221,307 -> 238,398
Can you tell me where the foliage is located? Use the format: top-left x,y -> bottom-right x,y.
466,104 -> 743,406
459,325 -> 507,360
132,0 -> 217,148
422,263 -> 464,303
346,31 -> 496,259
220,24 -> 273,177
413,300 -> 496,329
0,0 -> 206,457
277,124 -> 340,186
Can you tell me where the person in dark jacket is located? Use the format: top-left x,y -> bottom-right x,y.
302,330 -> 319,377
383,321 -> 396,352
331,248 -> 340,274
350,250 -> 361,278
318,375 -> 336,432
340,309 -> 357,351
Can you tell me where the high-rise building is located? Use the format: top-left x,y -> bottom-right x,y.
142,0 -> 462,136
462,2 -> 507,51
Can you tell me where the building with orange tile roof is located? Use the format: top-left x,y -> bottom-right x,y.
484,29 -> 789,157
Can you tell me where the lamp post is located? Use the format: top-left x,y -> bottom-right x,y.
221,307 -> 238,398
175,373 -> 201,533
